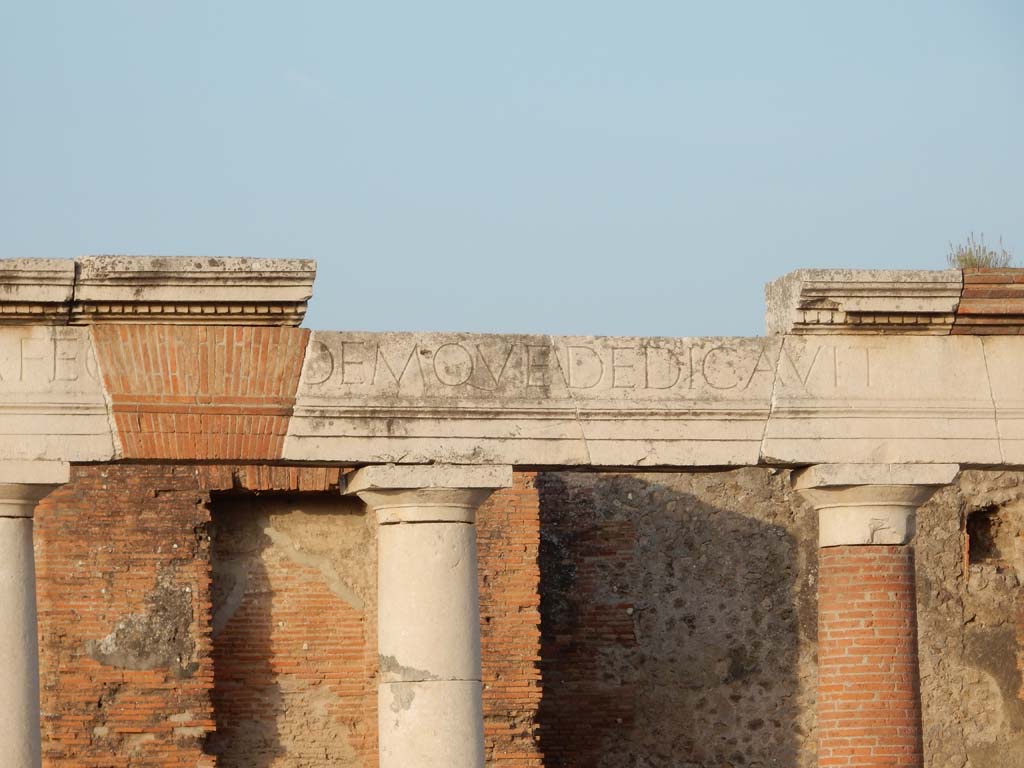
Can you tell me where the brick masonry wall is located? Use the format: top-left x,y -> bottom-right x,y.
205,493 -> 379,766
35,464 -> 216,768
478,473 -> 544,768
817,546 -> 922,768
91,326 -> 309,460
953,269 -> 1024,334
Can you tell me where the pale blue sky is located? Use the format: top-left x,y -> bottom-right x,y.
2,2 -> 1021,335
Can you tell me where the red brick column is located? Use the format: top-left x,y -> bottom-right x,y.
793,464 -> 958,768
817,546 -> 921,767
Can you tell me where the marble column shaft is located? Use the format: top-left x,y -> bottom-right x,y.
346,464 -> 512,768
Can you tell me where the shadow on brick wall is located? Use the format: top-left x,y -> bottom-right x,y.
204,498 -> 284,766
536,470 -> 814,768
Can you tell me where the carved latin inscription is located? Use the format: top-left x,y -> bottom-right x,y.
299,333 -> 782,401
298,332 -> 891,401
282,332 -> 1015,467
0,327 -> 100,386
0,327 -> 116,462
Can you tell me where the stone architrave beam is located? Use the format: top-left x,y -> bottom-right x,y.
0,326 -> 117,463
282,330 -> 1020,468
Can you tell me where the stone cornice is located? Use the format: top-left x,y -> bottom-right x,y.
0,256 -> 316,326
0,260 -> 76,323
766,269 -> 963,335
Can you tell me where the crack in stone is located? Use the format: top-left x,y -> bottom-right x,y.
379,654 -> 440,683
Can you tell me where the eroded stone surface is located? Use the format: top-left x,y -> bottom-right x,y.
285,331 -> 1024,468
535,469 -> 818,767
0,326 -> 117,462
74,255 -> 316,325
285,332 -> 780,467
766,269 -> 962,336
764,335 -> 1001,465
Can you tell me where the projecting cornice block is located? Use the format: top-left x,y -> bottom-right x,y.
766,269 -> 963,335
0,260 -> 76,324
0,256 -> 316,326
73,256 -> 316,325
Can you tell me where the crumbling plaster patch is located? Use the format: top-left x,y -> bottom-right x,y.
85,566 -> 198,678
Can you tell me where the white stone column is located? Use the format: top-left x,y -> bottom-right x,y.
0,461 -> 68,768
345,464 -> 512,768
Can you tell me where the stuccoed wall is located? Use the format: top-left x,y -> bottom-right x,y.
534,468 -> 1023,768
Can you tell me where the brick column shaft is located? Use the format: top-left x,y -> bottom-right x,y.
817,545 -> 922,768
792,463 -> 959,768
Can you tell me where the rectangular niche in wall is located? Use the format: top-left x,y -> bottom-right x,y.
203,493 -> 377,767
965,503 -> 1021,569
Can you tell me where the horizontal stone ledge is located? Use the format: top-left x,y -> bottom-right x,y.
0,256 -> 316,326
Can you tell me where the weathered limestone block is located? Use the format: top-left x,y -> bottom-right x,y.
285,332 -> 780,467
979,337 -> 1024,464
0,260 -> 75,324
0,327 -> 117,462
766,269 -> 962,335
763,335 -> 1001,465
73,256 -> 316,325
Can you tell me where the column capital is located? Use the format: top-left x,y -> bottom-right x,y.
0,461 -> 69,519
344,463 -> 513,494
792,463 -> 959,547
344,464 -> 513,524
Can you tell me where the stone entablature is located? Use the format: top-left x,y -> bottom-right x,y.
285,331 -> 1020,468
1,259 -> 1023,470
0,256 -> 316,326
1,316 -> 1024,467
